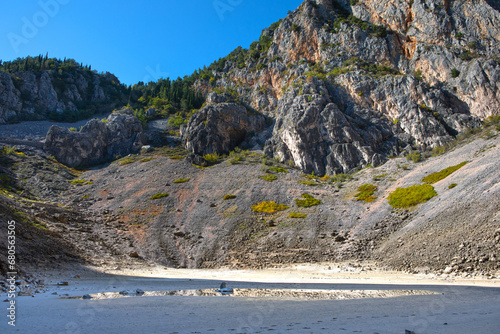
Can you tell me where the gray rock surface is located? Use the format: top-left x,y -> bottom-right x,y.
187,0 -> 499,175
182,102 -> 266,156
0,68 -> 125,124
44,109 -> 146,167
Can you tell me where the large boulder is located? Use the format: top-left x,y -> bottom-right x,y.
181,102 -> 266,155
44,109 -> 146,167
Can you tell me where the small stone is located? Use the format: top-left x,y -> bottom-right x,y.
82,294 -> 92,300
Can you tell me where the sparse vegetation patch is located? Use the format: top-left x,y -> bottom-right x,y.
252,201 -> 289,213
298,180 -> 320,186
288,212 -> 307,219
223,194 -> 236,200
259,174 -> 278,182
388,184 -> 437,208
173,178 -> 190,183
354,183 -> 377,202
268,166 -> 288,173
422,161 -> 468,184
151,193 -> 169,200
295,193 -> 322,207
70,179 -> 93,185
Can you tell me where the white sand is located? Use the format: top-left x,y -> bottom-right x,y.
2,263 -> 499,333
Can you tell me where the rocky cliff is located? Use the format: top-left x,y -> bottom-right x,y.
184,0 -> 500,175
0,62 -> 127,124
44,109 -> 146,168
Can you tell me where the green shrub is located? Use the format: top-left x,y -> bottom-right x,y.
70,179 -> 93,185
291,23 -> 300,32
388,184 -> 437,208
169,155 -> 185,160
223,195 -> 236,200
268,166 -> 288,173
406,151 -> 422,163
431,146 -> 447,157
414,69 -> 423,81
467,41 -> 477,49
203,153 -> 220,164
252,201 -> 289,213
325,173 -> 353,184
151,193 -> 169,200
295,193 -> 322,207
2,146 -> 18,155
298,180 -> 320,186
288,212 -> 307,219
173,178 -> 190,183
422,161 -> 468,184
448,183 -> 457,189
119,158 -> 136,165
372,173 -> 388,181
259,174 -> 278,182
69,127 -> 78,132
483,115 -> 500,128
451,68 -> 460,78
354,183 -> 377,202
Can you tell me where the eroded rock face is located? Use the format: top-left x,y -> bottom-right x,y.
44,109 -> 146,167
187,0 -> 498,174
182,102 -> 266,156
0,69 -> 125,124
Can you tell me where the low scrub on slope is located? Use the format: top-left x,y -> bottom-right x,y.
422,161 -> 468,184
252,201 -> 289,213
388,184 -> 437,208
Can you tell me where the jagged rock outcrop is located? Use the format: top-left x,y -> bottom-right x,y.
181,101 -> 266,156
0,68 -> 126,124
44,109 -> 146,167
187,0 -> 499,174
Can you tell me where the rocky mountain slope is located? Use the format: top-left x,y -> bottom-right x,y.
183,0 -> 500,175
2,121 -> 498,278
0,57 -> 127,124
1,0 -> 500,282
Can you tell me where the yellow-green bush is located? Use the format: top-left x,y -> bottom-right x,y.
70,179 -> 93,185
259,174 -> 278,182
295,193 -> 321,207
388,184 -> 437,208
298,180 -> 320,186
288,212 -> 307,218
223,194 -> 236,200
252,201 -> 289,213
268,166 -> 288,173
119,158 -> 136,165
354,183 -> 377,202
422,161 -> 468,184
151,193 -> 169,200
203,153 -> 220,164
173,178 -> 190,183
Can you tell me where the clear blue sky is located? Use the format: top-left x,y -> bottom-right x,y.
0,0 -> 304,86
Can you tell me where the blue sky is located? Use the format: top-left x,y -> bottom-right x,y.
0,0 -> 304,86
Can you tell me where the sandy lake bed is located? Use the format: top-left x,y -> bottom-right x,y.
2,263 -> 499,334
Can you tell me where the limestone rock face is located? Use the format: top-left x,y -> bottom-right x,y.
0,71 -> 22,124
44,109 -> 146,167
0,68 -> 125,124
186,0 -> 499,174
182,102 -> 266,156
